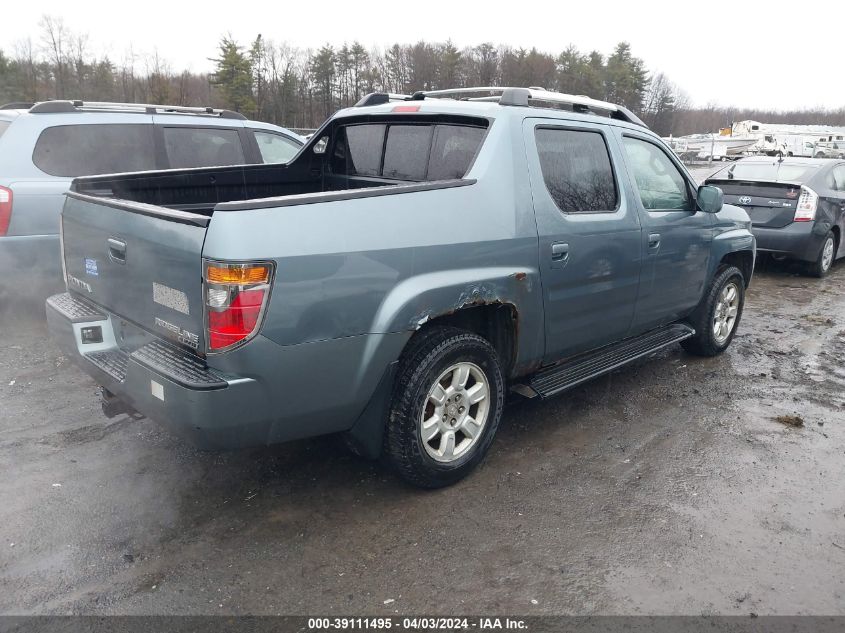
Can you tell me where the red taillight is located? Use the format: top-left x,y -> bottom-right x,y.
204,261 -> 274,352
0,186 -> 12,236
794,186 -> 818,222
208,289 -> 265,349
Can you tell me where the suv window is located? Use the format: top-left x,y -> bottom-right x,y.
331,122 -> 485,181
253,130 -> 301,164
0,120 -> 10,139
32,124 -> 156,177
623,136 -> 692,211
163,127 -> 245,169
535,127 -> 618,213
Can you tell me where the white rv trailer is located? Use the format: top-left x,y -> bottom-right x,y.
731,120 -> 845,158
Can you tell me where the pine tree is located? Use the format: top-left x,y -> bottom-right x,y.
604,42 -> 648,111
210,36 -> 255,115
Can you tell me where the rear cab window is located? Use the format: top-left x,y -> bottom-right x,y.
163,127 -> 245,168
330,118 -> 487,182
32,124 -> 156,177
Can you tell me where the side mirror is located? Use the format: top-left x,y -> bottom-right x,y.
697,184 -> 724,214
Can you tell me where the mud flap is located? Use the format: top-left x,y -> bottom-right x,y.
343,361 -> 398,459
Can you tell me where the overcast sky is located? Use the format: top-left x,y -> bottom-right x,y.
5,0 -> 844,111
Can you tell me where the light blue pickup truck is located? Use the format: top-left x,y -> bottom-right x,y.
46,87 -> 755,488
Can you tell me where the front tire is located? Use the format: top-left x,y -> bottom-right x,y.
682,265 -> 745,357
807,231 -> 836,278
385,326 -> 505,488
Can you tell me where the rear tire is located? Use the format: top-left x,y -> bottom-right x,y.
384,326 -> 505,489
807,231 -> 836,278
682,265 -> 745,357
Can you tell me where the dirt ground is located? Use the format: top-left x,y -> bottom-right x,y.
1,253 -> 844,615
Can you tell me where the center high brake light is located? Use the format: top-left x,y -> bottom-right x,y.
204,261 -> 274,352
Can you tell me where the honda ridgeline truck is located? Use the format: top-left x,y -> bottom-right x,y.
47,87 -> 755,488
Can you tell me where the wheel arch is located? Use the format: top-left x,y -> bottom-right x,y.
719,250 -> 754,287
368,267 -> 543,377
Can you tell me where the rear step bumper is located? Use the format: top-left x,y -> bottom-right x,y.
46,292 -> 270,449
530,323 -> 695,398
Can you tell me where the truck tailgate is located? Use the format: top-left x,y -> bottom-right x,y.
61,192 -> 208,352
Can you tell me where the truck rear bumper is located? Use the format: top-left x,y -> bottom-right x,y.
46,293 -> 408,450
752,222 -> 826,262
46,293 -> 272,449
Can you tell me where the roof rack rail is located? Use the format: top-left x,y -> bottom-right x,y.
1,102 -> 35,110
354,92 -> 412,107
27,100 -> 248,120
421,86 -> 647,127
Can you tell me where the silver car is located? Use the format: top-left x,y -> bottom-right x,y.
0,100 -> 303,308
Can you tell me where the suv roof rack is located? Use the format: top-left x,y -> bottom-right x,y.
354,87 -> 646,127
27,100 -> 248,120
1,102 -> 35,110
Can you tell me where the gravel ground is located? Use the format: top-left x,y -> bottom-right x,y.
1,260 -> 843,616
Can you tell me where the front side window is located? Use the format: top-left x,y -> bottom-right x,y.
253,131 -> 301,164
535,128 -> 618,213
163,127 -> 245,169
33,124 -> 156,177
623,136 -> 692,211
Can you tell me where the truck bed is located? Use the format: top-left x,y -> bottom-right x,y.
70,161 -> 405,216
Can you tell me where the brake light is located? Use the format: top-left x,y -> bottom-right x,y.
204,261 -> 274,352
392,104 -> 420,112
0,186 -> 12,236
794,186 -> 818,222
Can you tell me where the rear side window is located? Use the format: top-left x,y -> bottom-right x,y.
163,127 -> 245,169
535,128 -> 618,213
253,130 -> 301,164
33,124 -> 156,177
331,122 -> 485,181
0,121 -> 10,139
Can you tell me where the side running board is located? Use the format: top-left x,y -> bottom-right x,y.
529,323 -> 695,399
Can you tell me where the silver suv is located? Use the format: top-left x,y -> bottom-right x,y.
0,100 -> 304,307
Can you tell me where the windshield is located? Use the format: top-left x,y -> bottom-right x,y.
711,161 -> 820,183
